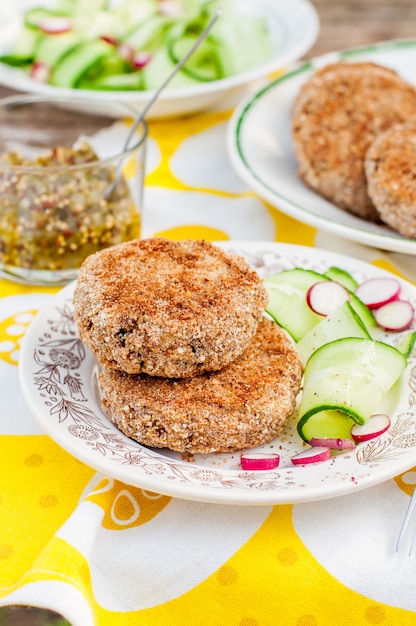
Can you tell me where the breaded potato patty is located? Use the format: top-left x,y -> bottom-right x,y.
99,318 -> 303,455
292,61 -> 416,221
365,123 -> 416,239
73,238 -> 268,377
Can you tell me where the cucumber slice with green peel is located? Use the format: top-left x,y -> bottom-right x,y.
395,330 -> 416,358
297,337 -> 407,441
123,15 -> 168,51
36,32 -> 81,66
50,39 -> 113,87
348,292 -> 377,330
168,34 -> 222,81
141,45 -> 204,89
299,409 -> 355,443
0,54 -> 33,67
24,8 -> 71,29
264,268 -> 328,342
296,301 -> 371,365
82,71 -> 143,90
211,15 -> 272,76
324,266 -> 359,292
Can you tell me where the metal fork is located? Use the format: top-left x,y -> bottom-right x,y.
396,487 -> 416,554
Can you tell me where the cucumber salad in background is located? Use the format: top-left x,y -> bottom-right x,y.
0,0 -> 274,91
0,0 -> 319,117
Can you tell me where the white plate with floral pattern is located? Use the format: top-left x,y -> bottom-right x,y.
19,242 -> 416,505
227,40 -> 416,255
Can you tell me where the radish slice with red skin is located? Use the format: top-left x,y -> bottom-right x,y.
133,51 -> 152,68
240,452 -> 280,470
117,43 -> 135,63
373,300 -> 414,332
355,277 -> 401,309
351,413 -> 391,443
39,17 -> 73,34
291,447 -> 331,465
309,437 -> 356,450
30,61 -> 50,83
100,34 -> 119,46
306,281 -> 350,316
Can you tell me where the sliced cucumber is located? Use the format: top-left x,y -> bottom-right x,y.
36,32 -> 80,66
82,71 -> 143,90
168,34 -> 222,81
264,268 -> 327,342
296,301 -> 371,365
51,40 -> 113,87
348,292 -> 377,331
24,8 -> 70,29
299,409 -> 355,443
324,265 -> 359,292
141,45 -> 203,90
123,14 -> 167,51
210,14 -> 272,76
395,330 -> 416,358
297,337 -> 407,442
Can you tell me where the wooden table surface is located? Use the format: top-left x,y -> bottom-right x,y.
0,1 -> 415,625
308,0 -> 416,57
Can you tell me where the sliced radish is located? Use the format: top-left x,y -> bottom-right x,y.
355,277 -> 401,309
133,51 -> 152,68
309,437 -> 356,450
291,446 -> 331,465
240,452 -> 280,470
30,61 -> 50,83
373,299 -> 414,332
117,42 -> 135,63
38,16 -> 73,34
158,0 -> 185,17
306,280 -> 350,316
100,34 -> 119,46
351,413 -> 391,442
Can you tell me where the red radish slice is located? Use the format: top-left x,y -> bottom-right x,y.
355,277 -> 401,309
306,281 -> 350,316
100,34 -> 119,46
240,452 -> 280,470
39,17 -> 73,34
373,299 -> 414,332
351,413 -> 391,442
291,446 -> 331,465
117,43 -> 135,63
309,437 -> 356,450
133,51 -> 152,68
30,61 -> 50,83
158,0 -> 185,17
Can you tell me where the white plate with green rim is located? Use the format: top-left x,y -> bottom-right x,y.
19,241 -> 416,505
0,0 -> 319,119
227,40 -> 416,255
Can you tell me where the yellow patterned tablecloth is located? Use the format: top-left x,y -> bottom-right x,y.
1,108 -> 416,626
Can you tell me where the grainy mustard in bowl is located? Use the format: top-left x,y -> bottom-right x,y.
0,94 -> 147,285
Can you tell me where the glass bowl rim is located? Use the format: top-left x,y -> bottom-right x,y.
0,93 -> 148,172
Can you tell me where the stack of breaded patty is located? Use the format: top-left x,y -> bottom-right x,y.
292,61 -> 416,238
73,238 -> 303,455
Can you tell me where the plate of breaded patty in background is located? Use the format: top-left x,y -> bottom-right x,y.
227,40 -> 416,255
18,241 -> 416,506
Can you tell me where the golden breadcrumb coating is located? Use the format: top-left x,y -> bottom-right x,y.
73,238 -> 268,377
365,123 -> 416,239
292,61 -> 416,221
99,318 -> 303,455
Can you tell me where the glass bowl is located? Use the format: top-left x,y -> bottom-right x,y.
0,94 -> 147,285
